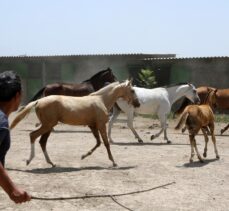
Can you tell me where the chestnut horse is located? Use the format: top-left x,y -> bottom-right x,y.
207,88 -> 229,134
28,67 -> 116,102
10,80 -> 140,167
175,104 -> 220,163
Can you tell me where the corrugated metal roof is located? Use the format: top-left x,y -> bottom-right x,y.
0,53 -> 175,59
144,56 -> 229,61
0,53 -> 176,62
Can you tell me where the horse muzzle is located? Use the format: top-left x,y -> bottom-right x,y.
195,96 -> 201,104
133,99 -> 140,108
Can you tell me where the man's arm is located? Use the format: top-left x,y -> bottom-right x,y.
0,162 -> 31,203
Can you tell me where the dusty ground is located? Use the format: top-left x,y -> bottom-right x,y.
0,112 -> 229,211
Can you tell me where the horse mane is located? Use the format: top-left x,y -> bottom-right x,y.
163,82 -> 189,88
83,67 -> 113,82
90,81 -> 119,96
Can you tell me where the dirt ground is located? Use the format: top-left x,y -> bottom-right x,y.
0,112 -> 229,211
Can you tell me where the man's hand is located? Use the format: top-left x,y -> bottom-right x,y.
9,188 -> 31,204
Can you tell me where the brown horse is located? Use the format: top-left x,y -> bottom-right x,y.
10,80 -> 140,167
207,88 -> 229,134
175,104 -> 220,163
28,67 -> 116,102
174,86 -> 216,133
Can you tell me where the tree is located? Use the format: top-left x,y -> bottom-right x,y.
137,69 -> 157,88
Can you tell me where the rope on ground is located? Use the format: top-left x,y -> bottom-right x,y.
31,181 -> 175,201
110,196 -> 134,211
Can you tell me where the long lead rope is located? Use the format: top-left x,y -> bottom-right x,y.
31,181 -> 175,201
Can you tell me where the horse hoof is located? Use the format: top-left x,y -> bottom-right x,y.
26,160 -> 30,166
150,135 -> 155,140
220,130 -> 224,135
189,159 -> 193,163
167,140 -> 171,144
203,153 -> 207,158
113,163 -> 118,167
199,159 -> 204,163
216,155 -> 220,159
138,139 -> 143,143
81,155 -> 85,160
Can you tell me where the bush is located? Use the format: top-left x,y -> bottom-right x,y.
137,69 -> 157,88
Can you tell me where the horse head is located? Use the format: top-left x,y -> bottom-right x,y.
185,83 -> 200,104
206,89 -> 218,109
90,68 -> 117,91
121,80 -> 140,108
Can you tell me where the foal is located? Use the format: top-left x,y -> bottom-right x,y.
10,80 -> 139,167
175,104 -> 220,163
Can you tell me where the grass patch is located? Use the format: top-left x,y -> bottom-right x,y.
214,114 -> 229,123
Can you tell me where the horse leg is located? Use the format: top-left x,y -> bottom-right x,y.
193,137 -> 204,163
221,123 -> 229,135
204,126 -> 211,135
201,128 -> 209,158
81,126 -> 101,160
209,123 -> 220,159
28,125 -> 53,165
182,126 -> 187,133
151,114 -> 170,143
150,128 -> 164,141
99,125 -> 117,167
189,135 -> 195,163
39,130 -> 56,167
108,105 -> 121,144
126,111 -> 143,143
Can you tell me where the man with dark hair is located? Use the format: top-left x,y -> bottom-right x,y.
0,70 -> 31,203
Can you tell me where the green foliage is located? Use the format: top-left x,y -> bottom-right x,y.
214,114 -> 229,123
137,69 -> 157,88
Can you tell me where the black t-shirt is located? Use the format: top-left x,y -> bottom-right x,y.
0,109 -> 10,167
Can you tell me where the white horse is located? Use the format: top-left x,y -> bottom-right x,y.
108,83 -> 200,144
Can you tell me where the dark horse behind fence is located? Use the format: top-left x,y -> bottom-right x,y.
28,67 -> 117,103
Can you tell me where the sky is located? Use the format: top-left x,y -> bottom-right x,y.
0,0 -> 229,58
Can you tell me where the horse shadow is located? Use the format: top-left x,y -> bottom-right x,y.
215,134 -> 229,137
7,165 -> 136,174
21,129 -> 91,134
111,142 -> 189,146
182,158 -> 219,168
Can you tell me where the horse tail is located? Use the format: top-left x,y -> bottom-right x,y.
10,101 -> 38,129
175,110 -> 189,130
28,87 -> 46,103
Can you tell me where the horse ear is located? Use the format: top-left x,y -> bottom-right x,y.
125,80 -> 130,86
128,78 -> 133,86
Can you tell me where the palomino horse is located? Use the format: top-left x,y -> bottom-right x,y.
207,88 -> 229,134
108,83 -> 200,144
28,67 -> 116,102
10,80 -> 140,167
175,104 -> 220,163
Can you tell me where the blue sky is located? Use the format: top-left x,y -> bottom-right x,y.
0,0 -> 228,57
